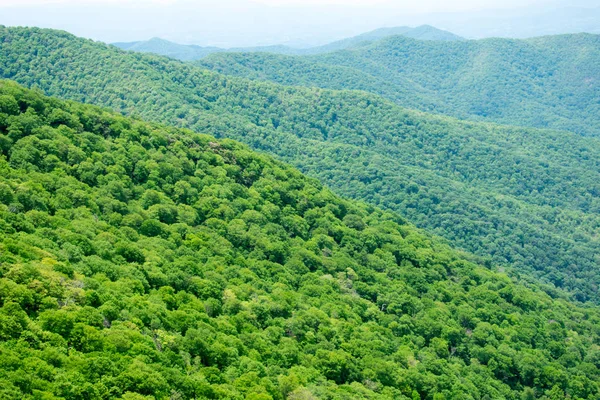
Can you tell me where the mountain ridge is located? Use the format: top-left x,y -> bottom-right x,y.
112,25 -> 464,61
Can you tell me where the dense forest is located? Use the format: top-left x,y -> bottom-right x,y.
2,80 -> 600,399
199,33 -> 600,136
2,26 -> 600,303
114,25 -> 462,61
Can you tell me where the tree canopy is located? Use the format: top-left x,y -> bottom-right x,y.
2,80 -> 600,400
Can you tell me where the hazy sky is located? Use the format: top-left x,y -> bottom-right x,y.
0,0 -> 598,46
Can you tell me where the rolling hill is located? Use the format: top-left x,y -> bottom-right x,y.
2,26 -> 600,304
2,79 -> 600,399
199,33 -> 600,137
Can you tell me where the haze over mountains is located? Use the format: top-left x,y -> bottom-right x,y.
114,25 -> 464,61
1,0 -> 598,46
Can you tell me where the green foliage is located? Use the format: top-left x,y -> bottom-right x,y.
1,27 -> 600,304
1,81 -> 600,399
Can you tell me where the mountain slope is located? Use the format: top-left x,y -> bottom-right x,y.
2,27 -> 600,303
196,51 -> 438,112
113,25 -> 463,61
2,80 -> 600,400
199,33 -> 600,137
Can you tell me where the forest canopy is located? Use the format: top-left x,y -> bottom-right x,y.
2,80 -> 600,399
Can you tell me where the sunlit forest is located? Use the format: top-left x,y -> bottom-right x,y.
0,3 -> 599,398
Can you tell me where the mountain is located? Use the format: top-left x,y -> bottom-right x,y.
199,33 -> 600,137
112,25 -> 463,61
2,79 -> 600,400
2,27 -> 600,304
305,25 -> 464,54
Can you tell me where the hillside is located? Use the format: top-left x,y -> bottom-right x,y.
2,80 -> 600,399
199,33 -> 600,137
113,25 -> 462,61
2,27 -> 600,304
196,51 -> 437,112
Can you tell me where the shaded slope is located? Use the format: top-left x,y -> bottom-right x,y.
2,27 -> 600,303
199,33 -> 600,136
197,51 -> 437,112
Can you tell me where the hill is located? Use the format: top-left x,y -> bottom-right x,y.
2,26 -> 600,304
199,33 -> 600,137
112,25 -> 463,61
2,80 -> 600,399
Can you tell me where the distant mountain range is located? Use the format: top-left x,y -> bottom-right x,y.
113,25 -> 463,61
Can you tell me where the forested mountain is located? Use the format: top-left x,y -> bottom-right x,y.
3,80 -> 600,400
199,33 -> 600,136
2,27 -> 600,304
113,25 -> 462,61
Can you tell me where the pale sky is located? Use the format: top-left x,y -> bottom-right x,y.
0,0 -> 597,46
